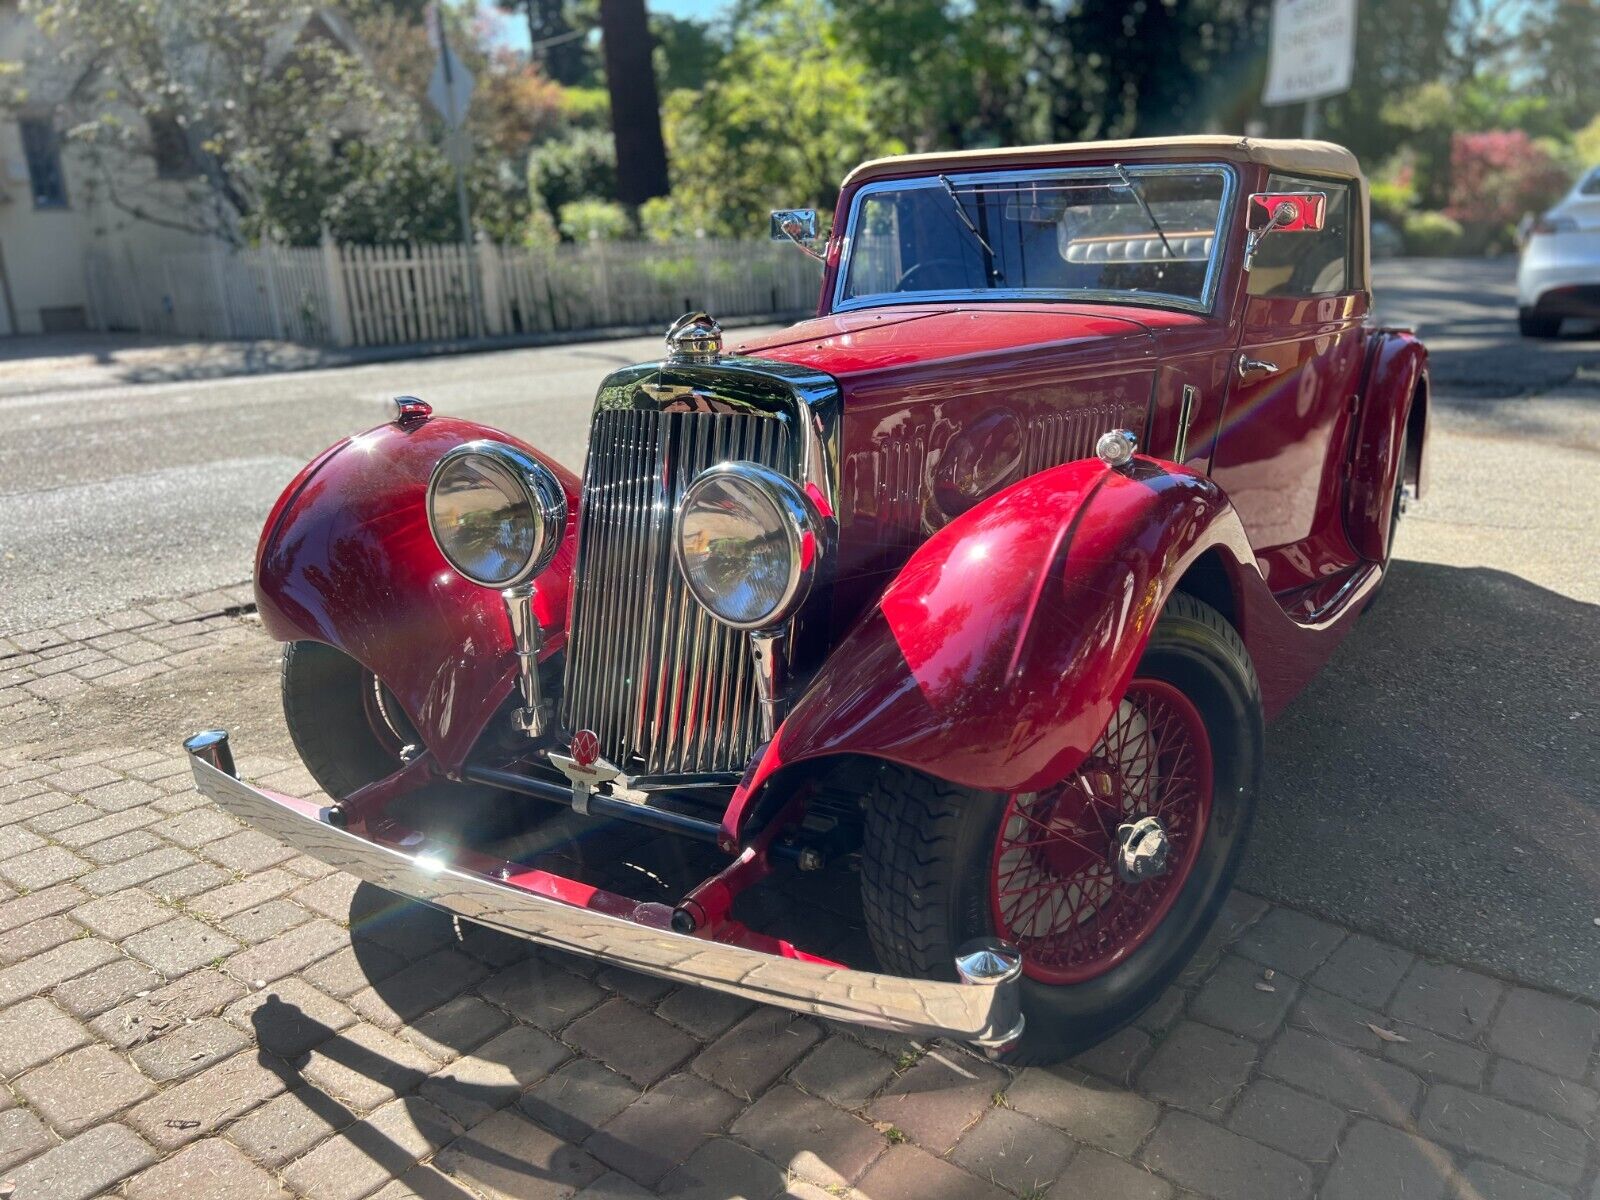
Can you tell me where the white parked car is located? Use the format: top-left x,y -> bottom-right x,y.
1518,165 -> 1600,338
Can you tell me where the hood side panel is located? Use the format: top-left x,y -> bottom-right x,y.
736,304 -> 1173,380
799,310 -> 1162,634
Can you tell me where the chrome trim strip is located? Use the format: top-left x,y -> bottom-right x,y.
187,753 -> 1023,1046
831,162 -> 1239,316
1175,384 -> 1198,463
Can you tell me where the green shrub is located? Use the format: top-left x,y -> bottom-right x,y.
639,195 -> 706,242
528,130 -> 617,226
521,204 -> 561,248
1402,211 -> 1465,256
558,87 -> 612,130
558,199 -> 633,242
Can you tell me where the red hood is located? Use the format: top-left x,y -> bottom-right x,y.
732,304 -> 1200,380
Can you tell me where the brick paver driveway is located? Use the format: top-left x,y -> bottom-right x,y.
1,592 -> 1597,1200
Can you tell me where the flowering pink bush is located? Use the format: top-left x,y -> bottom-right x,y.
1445,131 -> 1569,228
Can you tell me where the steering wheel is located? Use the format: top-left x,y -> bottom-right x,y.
894,257 -> 973,293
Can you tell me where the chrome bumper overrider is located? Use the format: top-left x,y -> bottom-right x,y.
184,732 -> 1024,1048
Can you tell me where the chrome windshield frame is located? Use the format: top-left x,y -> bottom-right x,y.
830,162 -> 1239,317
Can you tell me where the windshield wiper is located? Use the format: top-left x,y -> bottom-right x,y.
1113,163 -> 1175,261
937,174 -> 1000,278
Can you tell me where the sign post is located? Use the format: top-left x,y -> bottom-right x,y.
1261,0 -> 1357,137
427,7 -> 483,337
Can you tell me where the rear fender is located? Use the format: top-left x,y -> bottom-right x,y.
727,457 -> 1254,842
255,416 -> 580,773
1348,329 -> 1428,562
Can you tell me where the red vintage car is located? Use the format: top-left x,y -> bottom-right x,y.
187,135 -> 1427,1064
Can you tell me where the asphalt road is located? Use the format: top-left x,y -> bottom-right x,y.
2,256 -> 1598,1000
0,328 -> 707,634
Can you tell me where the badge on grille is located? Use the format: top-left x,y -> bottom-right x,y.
571,729 -> 600,768
549,731 -> 618,814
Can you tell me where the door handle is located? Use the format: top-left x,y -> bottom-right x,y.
1237,355 -> 1281,380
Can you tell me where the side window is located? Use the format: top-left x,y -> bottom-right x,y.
20,116 -> 68,209
1246,173 -> 1351,298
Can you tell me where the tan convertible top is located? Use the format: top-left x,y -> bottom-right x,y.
842,136 -> 1363,190
842,135 -> 1371,292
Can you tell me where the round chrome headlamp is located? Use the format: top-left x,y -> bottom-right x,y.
427,441 -> 567,589
673,462 -> 823,631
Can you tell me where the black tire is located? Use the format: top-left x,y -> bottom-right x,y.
1363,425 -> 1409,622
1386,425 -> 1408,563
280,641 -> 520,847
1519,308 -> 1561,339
859,594 -> 1263,1064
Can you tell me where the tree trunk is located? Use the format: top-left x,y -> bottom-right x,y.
597,0 -> 669,207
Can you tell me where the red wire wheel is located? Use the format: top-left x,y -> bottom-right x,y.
989,677 -> 1214,985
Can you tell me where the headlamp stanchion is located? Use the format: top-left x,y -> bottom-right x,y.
502,583 -> 549,738
750,629 -> 786,741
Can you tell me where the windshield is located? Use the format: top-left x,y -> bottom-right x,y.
837,165 -> 1232,311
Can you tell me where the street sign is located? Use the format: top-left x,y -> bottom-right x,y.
1262,0 -> 1357,107
427,43 -> 475,129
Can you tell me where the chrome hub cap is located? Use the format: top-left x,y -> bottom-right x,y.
1114,816 -> 1171,884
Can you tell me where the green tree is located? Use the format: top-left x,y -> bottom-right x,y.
1382,73 -> 1571,208
9,0 -> 388,244
652,12 -> 726,94
828,0 -> 1043,149
663,0 -> 905,234
9,0 -> 548,245
497,0 -> 595,85
1574,115 -> 1600,170
1518,0 -> 1600,132
527,127 -> 617,225
1309,0 -> 1459,159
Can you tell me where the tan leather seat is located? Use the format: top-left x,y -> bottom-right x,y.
1061,230 -> 1214,264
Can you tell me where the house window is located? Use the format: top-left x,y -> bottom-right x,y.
19,117 -> 68,209
150,114 -> 197,180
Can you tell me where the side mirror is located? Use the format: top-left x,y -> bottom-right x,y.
770,208 -> 823,261
1244,192 -> 1326,270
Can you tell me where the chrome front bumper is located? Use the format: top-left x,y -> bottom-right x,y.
184,732 -> 1024,1048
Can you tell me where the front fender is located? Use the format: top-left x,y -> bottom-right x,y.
1348,329 -> 1428,562
732,457 -> 1252,834
255,416 -> 579,772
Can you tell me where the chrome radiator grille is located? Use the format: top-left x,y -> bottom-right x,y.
561,407 -> 794,776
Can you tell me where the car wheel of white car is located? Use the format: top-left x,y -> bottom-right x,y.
1518,308 -> 1562,339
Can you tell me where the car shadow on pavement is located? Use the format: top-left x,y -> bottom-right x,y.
1243,558 -> 1600,1000
252,558 -> 1599,1193
324,842 -> 922,1192
249,993 -> 605,1195
293,882 -> 888,1194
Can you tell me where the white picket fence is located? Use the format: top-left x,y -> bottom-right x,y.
83,235 -> 824,347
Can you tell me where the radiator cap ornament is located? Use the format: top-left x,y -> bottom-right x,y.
666,311 -> 722,364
